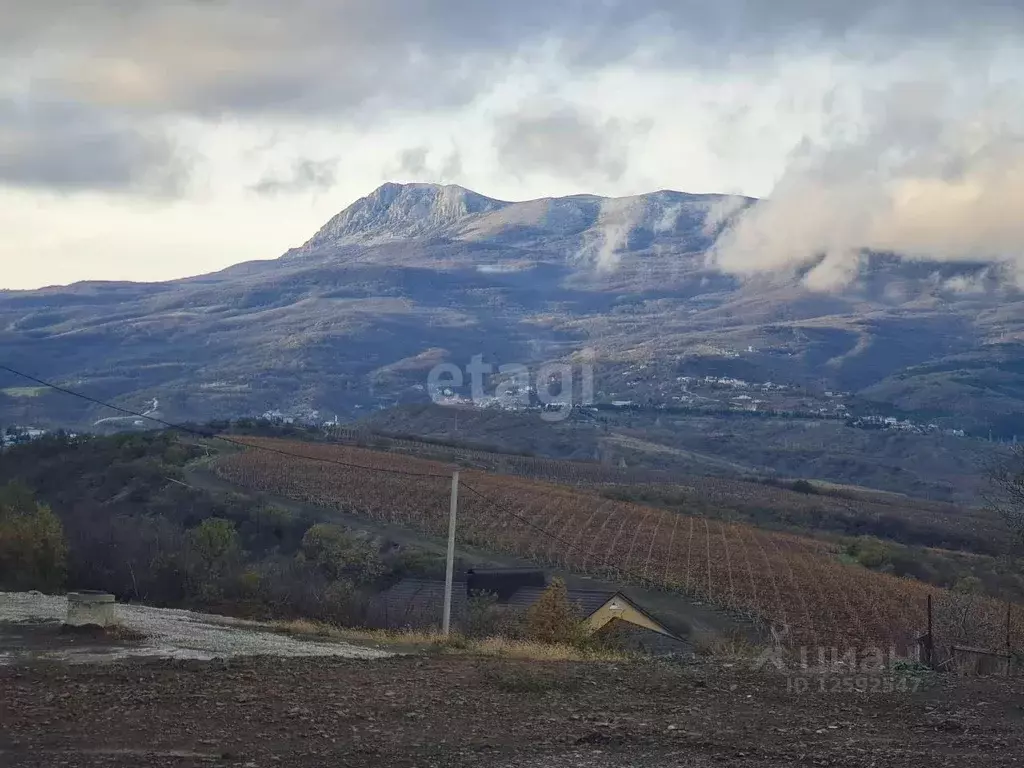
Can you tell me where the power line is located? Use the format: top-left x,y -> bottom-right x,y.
460,481 -> 580,553
462,480 -> 776,630
459,480 -> 636,582
0,364 -> 450,479
2,364 -> 651,581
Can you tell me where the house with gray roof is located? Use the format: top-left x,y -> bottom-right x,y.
367,569 -> 691,655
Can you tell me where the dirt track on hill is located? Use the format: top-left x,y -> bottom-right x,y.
185,460 -> 747,641
2,655 -> 1023,767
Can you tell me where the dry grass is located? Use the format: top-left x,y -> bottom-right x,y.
470,636 -> 630,662
270,620 -> 631,661
691,629 -> 765,660
272,620 -> 442,646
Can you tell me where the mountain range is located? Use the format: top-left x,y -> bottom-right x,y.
2,182 -> 1023,437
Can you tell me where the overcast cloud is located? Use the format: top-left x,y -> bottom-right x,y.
0,99 -> 187,195
494,103 -> 646,184
251,158 -> 339,196
2,0 -> 1024,287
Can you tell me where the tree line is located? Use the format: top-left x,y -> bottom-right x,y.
0,432 -> 444,624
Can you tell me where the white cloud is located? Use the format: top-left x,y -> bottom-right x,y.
708,48 -> 1024,289
2,1 -> 1024,288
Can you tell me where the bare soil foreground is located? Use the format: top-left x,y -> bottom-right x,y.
2,656 -> 1023,768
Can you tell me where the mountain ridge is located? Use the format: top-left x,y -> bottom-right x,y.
299,182 -> 755,259
1,180 -> 1022,456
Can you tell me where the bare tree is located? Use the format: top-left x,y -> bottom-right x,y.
985,445 -> 1024,556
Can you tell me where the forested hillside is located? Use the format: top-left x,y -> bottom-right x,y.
0,433 -> 442,622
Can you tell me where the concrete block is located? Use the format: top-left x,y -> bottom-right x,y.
66,591 -> 119,628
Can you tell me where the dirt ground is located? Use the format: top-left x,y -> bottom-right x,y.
2,655 -> 1023,767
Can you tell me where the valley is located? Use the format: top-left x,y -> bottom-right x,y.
2,181 -> 1023,673
2,183 -> 1023,456
7,5 -> 1024,765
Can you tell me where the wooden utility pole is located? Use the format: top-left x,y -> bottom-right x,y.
1008,601 -> 1013,656
442,471 -> 460,636
925,594 -> 934,668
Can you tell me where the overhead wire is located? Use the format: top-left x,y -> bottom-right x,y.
1,363 -> 644,577
0,364 -> 451,479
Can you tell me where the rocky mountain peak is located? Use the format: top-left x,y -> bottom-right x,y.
303,182 -> 509,248
300,182 -> 758,258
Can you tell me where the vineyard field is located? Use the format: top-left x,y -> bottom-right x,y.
215,437 -> 1024,653
318,426 -> 1008,553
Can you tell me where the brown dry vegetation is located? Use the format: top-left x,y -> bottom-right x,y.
318,425 -> 1008,553
216,437 -> 1024,654
270,619 -> 629,662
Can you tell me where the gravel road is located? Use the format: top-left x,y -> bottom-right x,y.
0,591 -> 391,663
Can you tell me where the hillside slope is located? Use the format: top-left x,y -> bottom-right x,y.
214,436 -> 1024,653
2,182 -> 1023,442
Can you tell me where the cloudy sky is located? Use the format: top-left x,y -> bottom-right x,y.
2,0 -> 1024,289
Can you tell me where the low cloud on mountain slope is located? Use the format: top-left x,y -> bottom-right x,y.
298,183 -> 747,273
3,1 -> 1024,287
710,76 -> 1024,289
2,183 -> 1022,443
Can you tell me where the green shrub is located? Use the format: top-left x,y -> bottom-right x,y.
465,590 -> 500,637
0,482 -> 67,592
524,578 -> 589,646
953,576 -> 984,595
187,518 -> 241,600
790,479 -> 819,495
300,524 -> 385,584
851,539 -> 891,570
189,518 -> 240,562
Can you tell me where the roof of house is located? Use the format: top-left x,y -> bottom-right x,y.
372,578 -> 680,638
594,592 -> 680,638
595,618 -> 693,656
501,587 -> 619,618
467,568 -> 547,601
502,587 -> 676,631
367,578 -> 467,629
